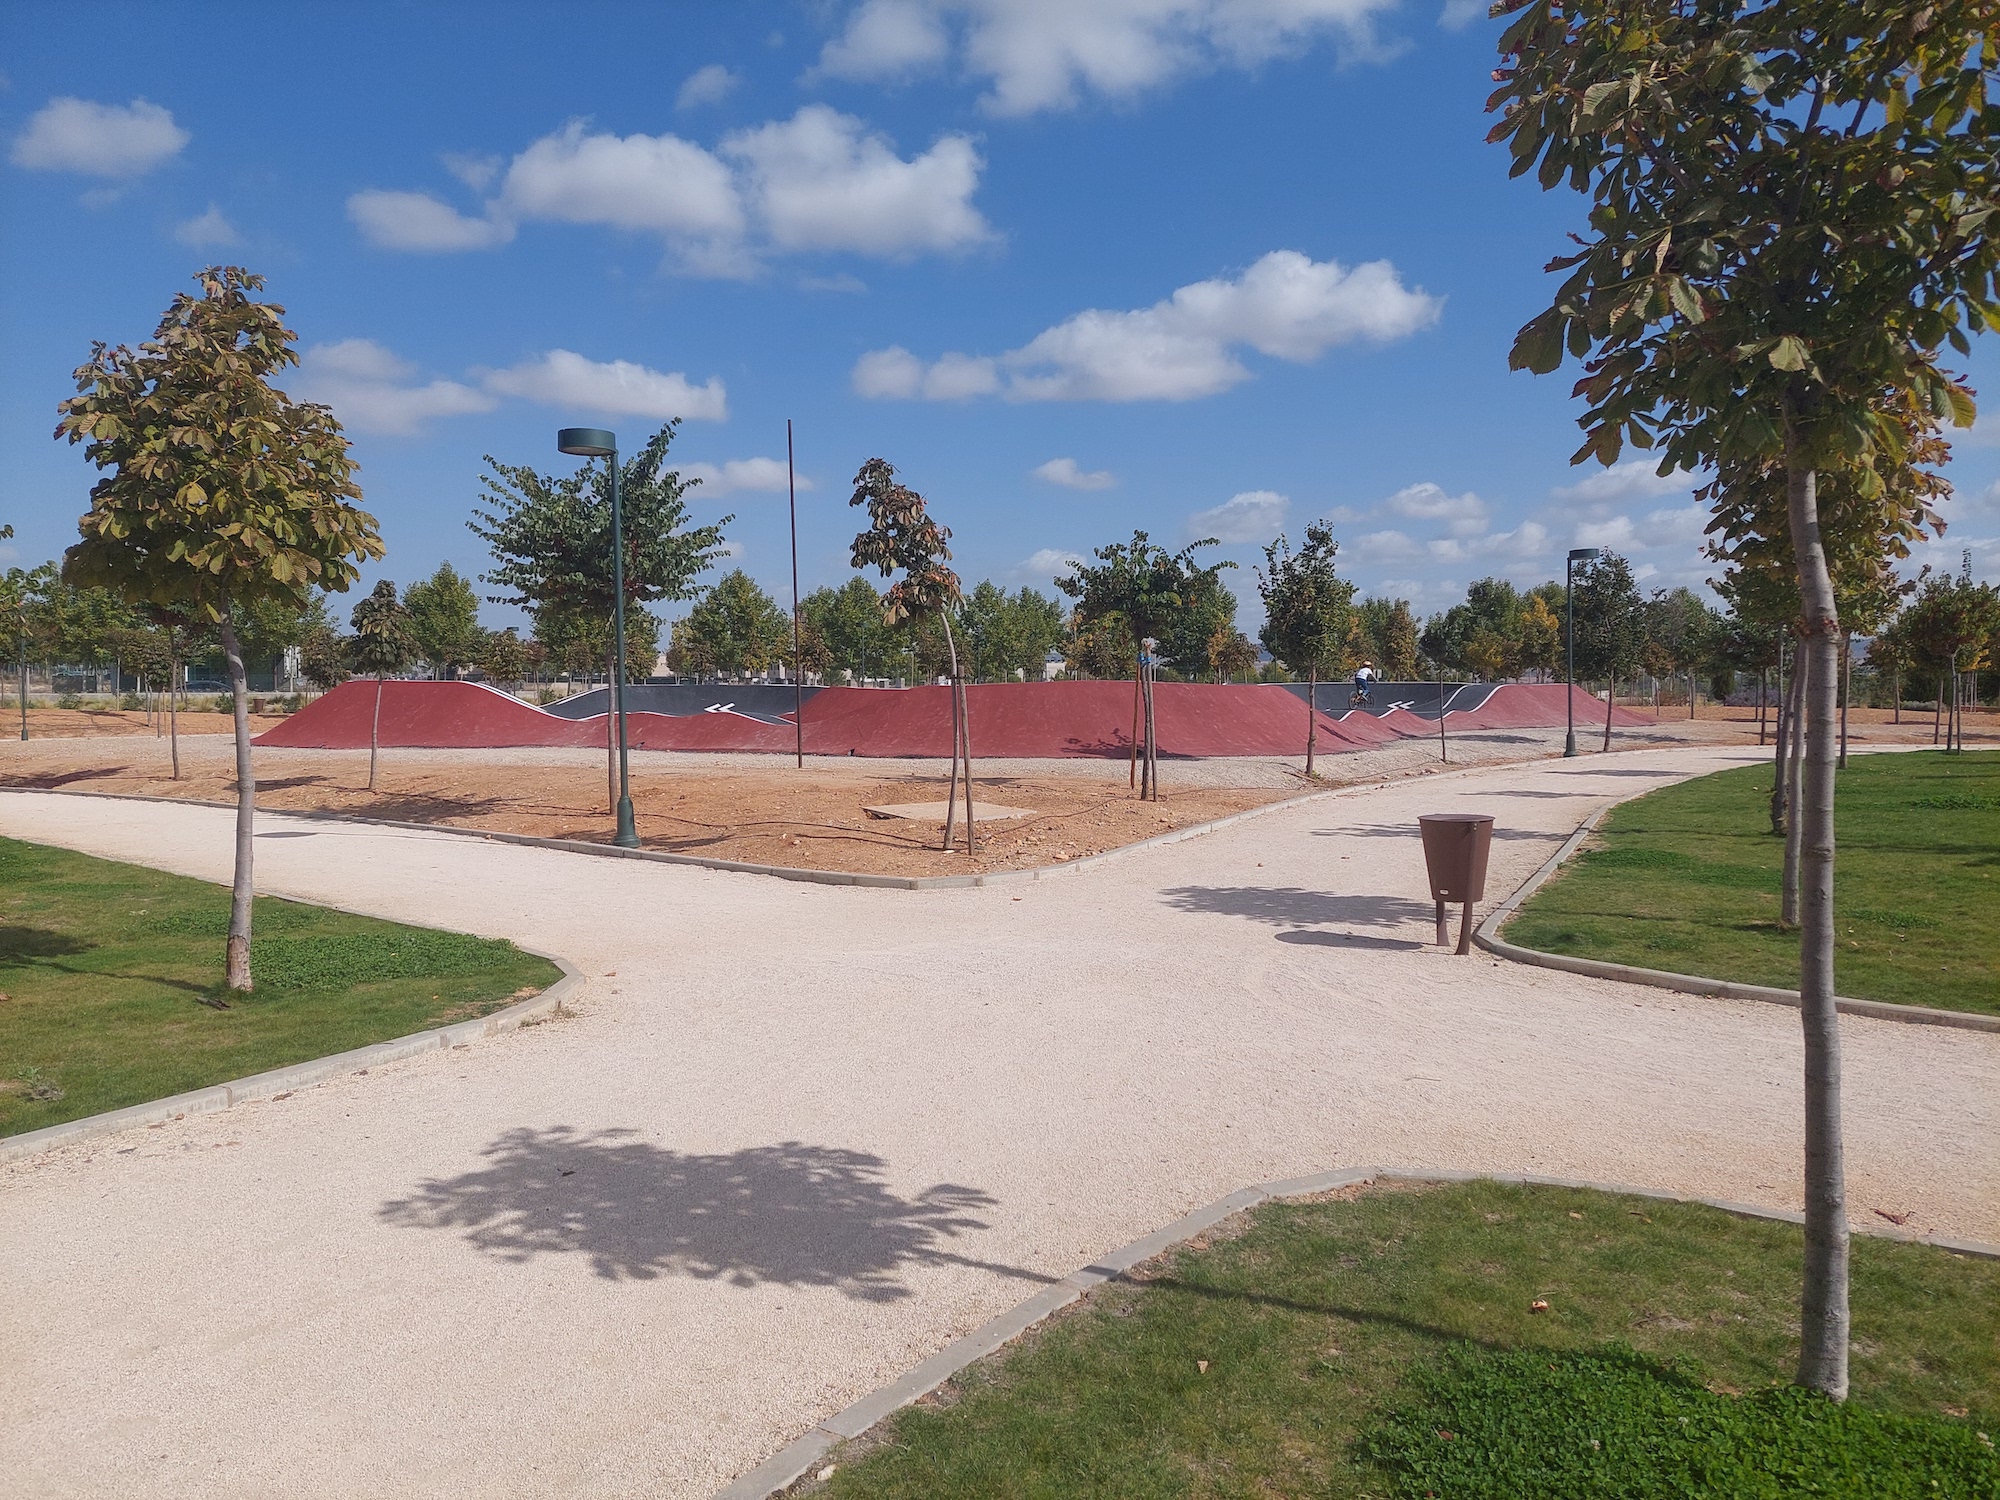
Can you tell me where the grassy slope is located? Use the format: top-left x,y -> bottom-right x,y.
812,1181 -> 2000,1498
1502,749 -> 1999,1013
0,835 -> 560,1135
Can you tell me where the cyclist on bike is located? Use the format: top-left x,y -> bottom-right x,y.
1352,660 -> 1376,706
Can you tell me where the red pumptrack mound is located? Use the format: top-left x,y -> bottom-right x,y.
256,677 -> 1648,758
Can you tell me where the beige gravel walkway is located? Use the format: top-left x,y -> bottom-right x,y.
3,743 -> 1995,1500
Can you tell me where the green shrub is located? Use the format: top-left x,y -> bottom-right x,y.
55,692 -> 84,710
119,692 -> 143,711
1360,1344 -> 1998,1499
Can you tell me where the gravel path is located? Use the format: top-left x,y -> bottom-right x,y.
3,743 -> 1994,1500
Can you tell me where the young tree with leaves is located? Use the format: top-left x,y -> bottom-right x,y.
477,626 -> 529,692
677,569 -> 790,677
1060,530 -> 1233,800
848,458 -> 977,849
348,580 -> 417,793
1490,0 -> 2000,1396
404,562 -> 482,680
57,266 -> 381,992
1256,522 -> 1356,777
1568,552 -> 1645,750
1353,596 -> 1422,679
473,420 -> 727,817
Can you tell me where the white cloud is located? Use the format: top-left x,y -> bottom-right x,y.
496,121 -> 745,272
722,106 -> 990,256
800,271 -> 868,293
1552,459 -> 1694,504
815,0 -> 952,80
1386,481 -> 1486,537
849,345 -> 999,399
442,151 -> 502,191
856,249 -> 1437,404
1426,519 -> 1549,561
348,189 -> 514,251
350,109 -> 987,273
11,96 -> 188,177
294,340 -> 496,437
481,349 -> 728,422
676,64 -> 740,110
813,0 -> 1397,116
173,203 -> 239,248
1190,488 -> 1288,543
1348,529 -> 1419,561
1016,546 -> 1087,580
1438,0 -> 1486,28
680,457 -> 812,494
1031,457 -> 1116,490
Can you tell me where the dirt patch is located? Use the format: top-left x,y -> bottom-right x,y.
6,709 -> 289,738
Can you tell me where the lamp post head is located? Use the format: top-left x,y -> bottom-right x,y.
1567,547 -> 1601,563
557,427 -> 617,458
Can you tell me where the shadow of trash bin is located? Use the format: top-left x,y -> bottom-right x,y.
1418,813 -> 1495,955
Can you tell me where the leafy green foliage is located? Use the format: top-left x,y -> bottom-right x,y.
958,581 -> 1067,682
1362,1344 -> 1997,1499
346,580 -> 417,679
56,266 -> 382,621
848,457 -> 960,628
403,562 -> 482,678
1057,529 -> 1232,663
471,419 -> 727,654
1258,522 -> 1354,681
1569,551 -> 1647,683
670,568 -> 791,676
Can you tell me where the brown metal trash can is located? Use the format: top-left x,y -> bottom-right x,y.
1418,813 -> 1495,955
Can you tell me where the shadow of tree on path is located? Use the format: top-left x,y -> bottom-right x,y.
379,1128 -> 1022,1302
1161,887 -> 1436,929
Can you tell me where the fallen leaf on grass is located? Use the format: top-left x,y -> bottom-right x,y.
1873,1207 -> 1912,1226
1530,1299 -> 1550,1314
1197,1360 -> 1209,1374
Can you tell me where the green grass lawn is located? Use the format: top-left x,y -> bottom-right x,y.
0,835 -> 561,1136
1501,749 -> 1999,1014
806,1181 -> 2000,1498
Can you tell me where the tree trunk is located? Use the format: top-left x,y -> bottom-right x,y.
218,613 -> 256,994
1933,677 -> 1942,745
1130,666 -> 1141,790
1837,632 -> 1850,771
939,614 -> 974,852
17,650 -> 26,742
943,675 -> 961,852
369,673 -> 385,792
1689,669 -> 1697,720
1769,646 -> 1789,836
1784,453 -> 1850,1401
170,655 -> 181,780
1305,666 -> 1317,779
1758,667 -> 1767,746
1142,648 -> 1159,801
1602,674 -> 1615,752
1892,668 -> 1900,725
1782,652 -> 1806,928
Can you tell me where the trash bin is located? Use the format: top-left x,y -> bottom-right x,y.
1418,813 -> 1495,955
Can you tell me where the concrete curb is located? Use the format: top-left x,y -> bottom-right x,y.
1472,806 -> 2000,1035
715,1167 -> 2000,1498
0,943 -> 582,1166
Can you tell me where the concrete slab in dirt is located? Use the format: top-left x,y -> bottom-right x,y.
863,800 -> 1037,821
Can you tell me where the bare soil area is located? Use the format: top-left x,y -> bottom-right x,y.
5,707 -> 290,737
5,708 -> 1978,878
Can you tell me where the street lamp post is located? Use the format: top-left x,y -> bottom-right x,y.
557,427 -> 639,848
1564,546 -> 1601,758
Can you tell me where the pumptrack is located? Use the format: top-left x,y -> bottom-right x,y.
256,680 -> 1647,759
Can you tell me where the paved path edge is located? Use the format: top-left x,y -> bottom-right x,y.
0,941 -> 583,1166
1471,807 -> 2000,1035
715,1167 -> 2000,1499
1,776 -> 1409,889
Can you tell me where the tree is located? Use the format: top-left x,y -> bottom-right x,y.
1208,626 -> 1261,682
1063,611 -> 1131,680
1902,560 -> 2000,751
299,621 -> 350,696
1059,530 -> 1232,800
849,458 -> 977,850
1,562 -> 57,741
477,626 -> 529,691
473,420 -> 727,816
801,576 -> 899,683
404,562 -> 482,679
1517,592 -> 1564,681
1490,0 -> 2000,1396
348,581 -> 417,793
1644,587 -> 1724,717
1568,552 -> 1645,751
676,569 -> 790,677
1158,570 -> 1241,680
56,266 -> 381,992
1256,522 -> 1356,777
1353,596 -> 1421,679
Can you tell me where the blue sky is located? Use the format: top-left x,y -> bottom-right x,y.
5,0 -> 1997,634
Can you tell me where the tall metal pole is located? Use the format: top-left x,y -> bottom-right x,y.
1564,552 -> 1578,757
609,448 -> 638,848
788,418 -> 802,769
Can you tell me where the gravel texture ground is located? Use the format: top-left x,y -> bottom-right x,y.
1,742 -> 1994,1500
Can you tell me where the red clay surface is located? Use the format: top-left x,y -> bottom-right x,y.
255,678 -> 1646,758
